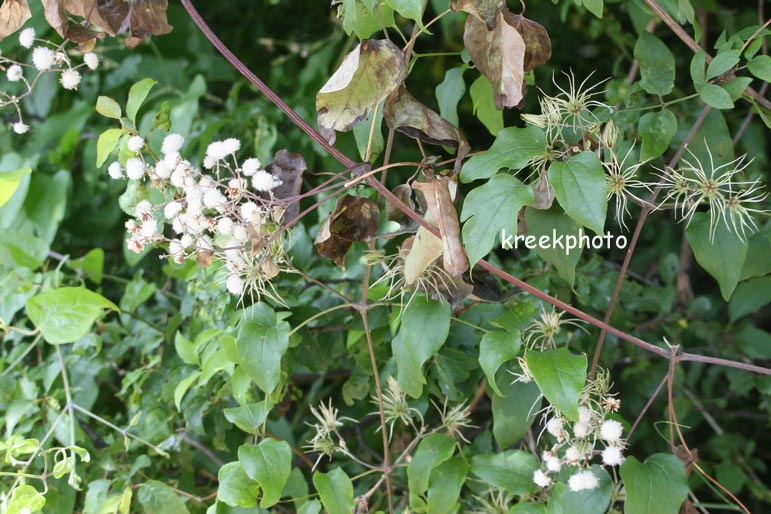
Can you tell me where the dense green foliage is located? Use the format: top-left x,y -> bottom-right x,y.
0,0 -> 769,513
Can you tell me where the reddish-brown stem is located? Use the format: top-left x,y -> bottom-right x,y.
180,1 -> 771,406
589,105 -> 712,380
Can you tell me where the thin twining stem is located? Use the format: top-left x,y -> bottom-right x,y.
590,105 -> 712,380
179,1 -> 771,378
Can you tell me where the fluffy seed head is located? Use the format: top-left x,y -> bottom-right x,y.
599,420 -> 623,443
32,47 -> 56,70
83,52 -> 99,70
19,28 -> 35,48
12,122 -> 29,134
568,470 -> 599,491
125,157 -> 145,180
533,469 -> 552,488
127,135 -> 144,153
162,133 -> 185,155
7,64 -> 23,82
601,445 -> 624,466
107,162 -> 123,179
60,68 -> 81,90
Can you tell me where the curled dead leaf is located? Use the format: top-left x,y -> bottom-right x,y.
42,0 -> 171,44
413,178 -> 469,277
260,149 -> 307,223
450,0 -> 503,31
385,184 -> 417,231
532,173 -> 555,210
463,9 -> 526,109
0,0 -> 31,40
384,86 -> 470,160
316,39 -> 406,144
504,12 -> 551,72
314,195 -> 380,267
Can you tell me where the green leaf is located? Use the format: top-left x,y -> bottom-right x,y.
341,0 -> 395,39
706,50 -> 740,80
175,332 -> 199,366
634,31 -> 675,96
137,480 -> 190,514
298,500 -> 323,514
461,174 -> 534,267
0,167 -> 31,208
690,50 -> 706,90
747,55 -> 771,82
217,462 -> 260,508
471,450 -> 539,495
547,151 -> 607,235
436,67 -> 467,127
427,456 -> 468,514
26,287 -> 119,345
526,348 -> 587,421
721,76 -> 753,101
469,74 -> 503,136
174,371 -> 200,410
96,96 -> 122,119
548,466 -> 612,514
66,248 -> 105,284
385,0 -> 424,28
685,213 -> 748,300
620,454 -> 689,514
223,401 -> 273,434
126,78 -> 157,124
638,109 -> 677,161
729,276 -> 771,321
491,366 -> 541,447
236,315 -> 290,394
581,0 -> 603,18
479,329 -> 521,396
735,325 -> 771,359
96,128 -> 123,168
408,433 -> 457,506
313,468 -> 354,514
460,125 -> 546,182
352,100 -> 384,162
740,221 -> 770,280
316,39 -> 406,144
523,206 -> 583,288
238,439 -> 291,508
392,296 -> 451,398
699,84 -> 734,109
6,485 -> 46,514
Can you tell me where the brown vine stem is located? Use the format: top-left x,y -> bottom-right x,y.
179,0 -> 771,410
589,105 -> 711,381
626,372 -> 668,440
642,0 -> 771,111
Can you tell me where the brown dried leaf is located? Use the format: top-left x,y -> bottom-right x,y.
384,86 -> 470,160
0,0 -> 31,40
402,229 -> 443,287
385,184 -> 417,230
314,195 -> 380,267
413,178 -> 469,277
532,173 -> 555,210
316,39 -> 406,144
450,0 -> 503,30
261,149 -> 307,223
43,0 -> 171,42
463,9 -> 526,109
504,12 -> 552,72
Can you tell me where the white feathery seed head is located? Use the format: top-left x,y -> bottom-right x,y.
32,46 -> 56,70
60,68 -> 81,90
19,27 -> 35,49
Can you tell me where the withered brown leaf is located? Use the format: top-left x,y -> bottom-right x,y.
0,0 -> 31,40
314,195 -> 380,267
463,9 -> 526,109
260,149 -> 307,223
504,11 -> 552,72
450,0 -> 503,31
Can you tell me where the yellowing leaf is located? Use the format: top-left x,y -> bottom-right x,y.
0,0 -> 31,40
0,167 -> 31,208
316,39 -> 406,144
464,9 -> 526,109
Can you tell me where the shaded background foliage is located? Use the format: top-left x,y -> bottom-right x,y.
0,0 -> 769,513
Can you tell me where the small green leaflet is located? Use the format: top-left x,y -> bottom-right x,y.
620,454 -> 689,514
547,151 -> 607,235
26,287 -> 119,345
0,167 -> 31,208
526,348 -> 587,421
634,31 -> 675,96
478,329 -> 521,396
460,125 -> 546,182
238,439 -> 292,508
313,468 -> 354,514
470,450 -> 539,495
638,109 -> 677,161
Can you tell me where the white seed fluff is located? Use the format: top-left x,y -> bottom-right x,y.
125,157 -> 146,180
60,68 -> 81,90
161,134 -> 185,155
226,274 -> 244,295
217,217 -> 234,235
601,445 -> 624,466
12,122 -> 29,134
546,417 -> 563,438
546,456 -> 562,473
19,28 -> 35,49
127,135 -> 145,153
599,420 -> 623,443
164,201 -> 183,219
578,406 -> 593,424
222,137 -> 241,155
32,47 -> 56,71
252,170 -> 282,192
241,157 -> 262,176
6,64 -> 23,82
135,200 -> 153,219
107,162 -> 123,179
83,52 -> 99,70
568,470 -> 599,492
564,446 -> 582,463
573,421 -> 590,438
533,470 -> 552,488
